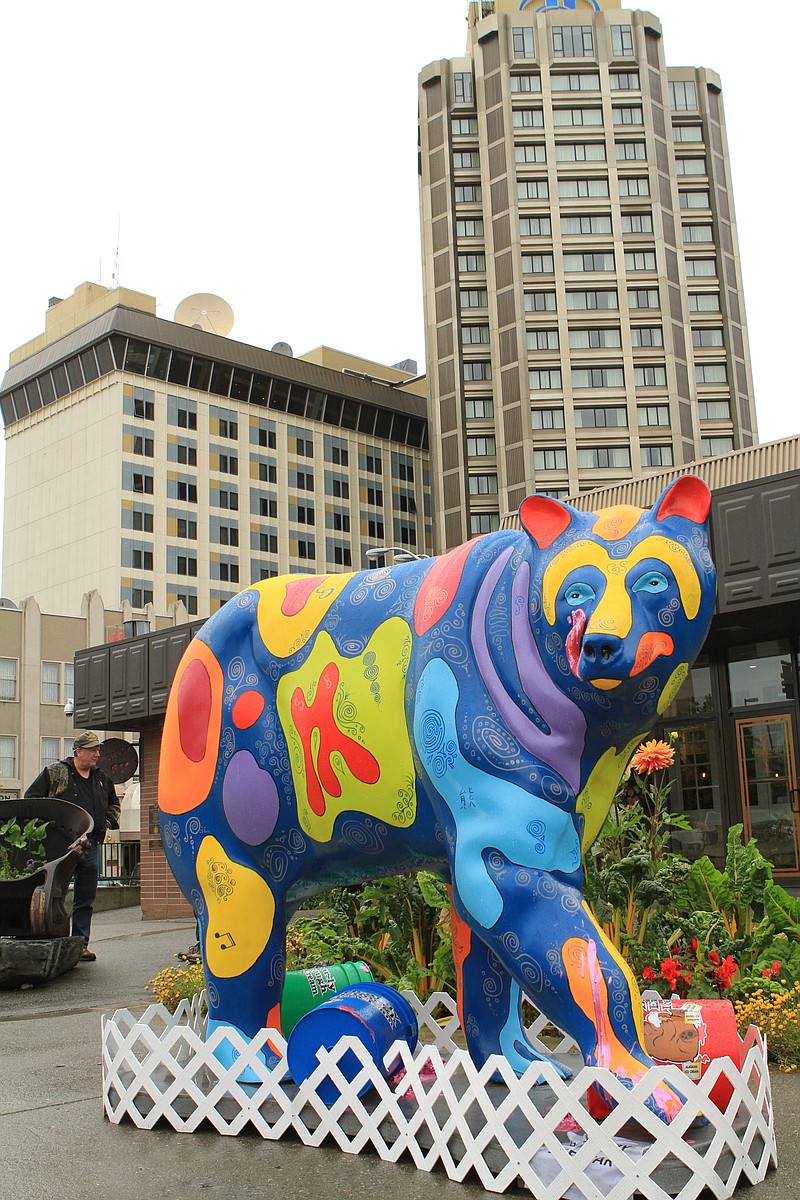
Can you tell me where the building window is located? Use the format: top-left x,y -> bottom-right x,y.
456,218 -> 484,238
260,532 -> 278,554
517,179 -> 549,200
676,157 -> 706,176
524,290 -> 558,312
610,71 -> 640,90
295,437 -> 313,457
531,408 -> 565,430
615,140 -> 646,160
330,546 -> 352,567
669,80 -> 698,112
577,446 -> 631,469
695,363 -> 728,384
41,737 -> 61,770
512,109 -> 544,129
218,418 -> 238,439
572,367 -> 625,389
176,517 -> 197,539
551,72 -> 600,92
625,250 -> 657,271
42,661 -> 61,704
555,142 -> 606,163
452,116 -> 478,136
566,289 -> 619,310
175,555 -> 198,577
0,736 -> 17,777
511,73 -> 541,93
294,470 -> 314,491
638,405 -> 670,426
692,327 -> 724,347
553,107 -> 603,127
613,106 -> 643,126
453,150 -> 480,170
367,518 -> 384,539
295,503 -> 315,525
328,443 -> 349,466
610,25 -> 634,57
133,435 -> 154,457
619,177 -> 650,197
631,325 -> 663,347
218,488 -> 239,510
462,325 -> 490,344
364,452 -> 382,474
628,288 -> 659,309
512,26 -> 535,58
133,395 -> 154,420
176,407 -> 197,430
455,184 -> 482,203
515,143 -> 547,164
258,462 -> 278,484
176,481 -> 198,503
217,524 -> 239,547
458,253 -> 487,272
641,445 -> 675,467
467,436 -> 496,456
564,252 -> 615,272
568,327 -> 621,349
0,659 -> 18,701
465,398 -> 494,419
295,538 -> 316,560
176,443 -> 197,466
557,177 -> 609,198
702,436 -> 734,456
635,365 -> 668,387
561,214 -> 612,236
218,453 -> 238,474
688,292 -> 720,312
130,547 -> 154,571
132,471 -> 154,494
699,400 -> 731,420
673,124 -> 704,143
522,253 -> 555,274
453,71 -> 474,104
258,428 -> 277,449
331,511 -> 350,533
621,212 -> 653,234
528,329 -> 560,351
574,406 -> 627,428
128,587 -> 154,608
529,368 -> 562,390
332,478 -> 350,499
534,448 -> 567,471
685,258 -> 716,277
366,484 -> 383,506
680,190 -> 710,209
460,289 -> 489,309
552,25 -> 593,58
470,513 -> 500,535
468,474 -> 499,495
257,497 -> 278,520
217,562 -> 240,584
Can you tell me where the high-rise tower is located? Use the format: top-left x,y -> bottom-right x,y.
419,0 -> 756,550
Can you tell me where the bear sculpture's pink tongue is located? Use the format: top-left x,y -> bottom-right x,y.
566,608 -> 587,678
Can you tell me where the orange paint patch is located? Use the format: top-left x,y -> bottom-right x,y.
232,689 -> 266,729
159,639 -> 224,815
592,505 -> 643,541
562,936 -> 645,1080
449,900 -> 472,1031
631,631 -> 675,676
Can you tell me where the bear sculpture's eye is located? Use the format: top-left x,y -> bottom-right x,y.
632,570 -> 669,595
564,582 -> 596,607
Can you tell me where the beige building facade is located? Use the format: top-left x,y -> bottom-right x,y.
419,0 -> 757,550
1,283 -> 431,617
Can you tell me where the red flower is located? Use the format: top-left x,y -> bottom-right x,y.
642,966 -> 656,981
713,955 -> 738,991
708,950 -> 721,966
629,739 -> 675,774
690,937 -> 698,953
761,960 -> 781,979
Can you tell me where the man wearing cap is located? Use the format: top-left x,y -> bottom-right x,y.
25,732 -> 120,961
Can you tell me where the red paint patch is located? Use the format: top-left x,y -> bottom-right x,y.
449,900 -> 473,1032
281,576 -> 326,617
291,662 -> 380,817
519,495 -> 572,549
178,660 -> 212,762
232,689 -> 265,729
566,609 -> 587,678
414,539 -> 478,635
632,631 -> 675,676
656,476 -> 711,524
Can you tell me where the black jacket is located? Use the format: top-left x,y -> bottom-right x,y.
25,759 -> 121,843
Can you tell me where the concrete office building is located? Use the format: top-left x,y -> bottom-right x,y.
1,283 -> 431,617
419,0 -> 757,550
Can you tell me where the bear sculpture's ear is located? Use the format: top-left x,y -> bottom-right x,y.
519,494 -> 573,549
655,475 -> 711,525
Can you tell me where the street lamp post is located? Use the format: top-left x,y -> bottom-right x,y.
364,546 -> 431,566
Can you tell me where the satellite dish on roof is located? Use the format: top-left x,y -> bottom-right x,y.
174,293 -> 234,336
271,341 -> 294,357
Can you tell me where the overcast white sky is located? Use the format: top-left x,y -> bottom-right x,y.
1,0 -> 797,543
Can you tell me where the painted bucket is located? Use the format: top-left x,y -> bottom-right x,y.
281,961 -> 374,1036
286,981 -> 419,1104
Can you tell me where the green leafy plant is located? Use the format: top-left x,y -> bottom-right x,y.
0,816 -> 50,881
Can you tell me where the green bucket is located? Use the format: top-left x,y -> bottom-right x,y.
280,961 -> 374,1035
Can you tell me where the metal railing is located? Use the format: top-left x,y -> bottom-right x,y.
98,840 -> 141,886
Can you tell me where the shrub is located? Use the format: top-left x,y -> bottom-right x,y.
735,982 -> 800,1070
146,961 -> 205,1012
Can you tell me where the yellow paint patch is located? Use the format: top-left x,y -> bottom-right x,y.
277,617 -> 416,843
592,505 -> 643,541
577,738 -> 639,849
658,663 -> 689,715
542,535 -> 702,632
255,573 -> 353,659
197,835 -> 275,978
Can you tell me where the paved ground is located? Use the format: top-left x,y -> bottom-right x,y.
0,905 -> 796,1200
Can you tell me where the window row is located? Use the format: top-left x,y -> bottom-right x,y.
512,24 -> 633,61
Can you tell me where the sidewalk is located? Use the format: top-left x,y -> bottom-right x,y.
0,905 -> 795,1200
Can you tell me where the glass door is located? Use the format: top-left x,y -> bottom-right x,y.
735,714 -> 800,872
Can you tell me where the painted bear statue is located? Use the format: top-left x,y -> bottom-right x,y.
159,475 -> 715,1120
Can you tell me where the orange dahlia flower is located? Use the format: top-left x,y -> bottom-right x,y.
629,739 -> 675,774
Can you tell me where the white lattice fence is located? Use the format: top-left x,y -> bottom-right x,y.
102,990 -> 776,1199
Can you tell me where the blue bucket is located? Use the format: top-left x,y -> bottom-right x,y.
286,981 -> 419,1104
